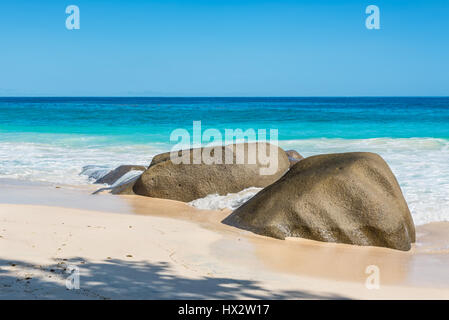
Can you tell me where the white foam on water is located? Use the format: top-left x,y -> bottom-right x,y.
80,165 -> 111,181
0,142 -> 165,185
110,170 -> 144,187
189,187 -> 262,210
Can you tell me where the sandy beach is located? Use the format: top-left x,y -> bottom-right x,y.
1,0 -> 448,305
1,180 -> 449,299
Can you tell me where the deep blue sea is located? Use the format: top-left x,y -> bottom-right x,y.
0,97 -> 448,224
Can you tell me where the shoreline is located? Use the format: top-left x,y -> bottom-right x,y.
1,180 -> 449,299
122,193 -> 449,288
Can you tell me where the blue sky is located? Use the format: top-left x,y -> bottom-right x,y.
0,0 -> 448,96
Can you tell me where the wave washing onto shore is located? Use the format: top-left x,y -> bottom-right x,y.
189,187 -> 262,210
0,137 -> 448,225
0,141 -> 166,185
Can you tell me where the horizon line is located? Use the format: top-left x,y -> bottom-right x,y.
1,96 -> 449,99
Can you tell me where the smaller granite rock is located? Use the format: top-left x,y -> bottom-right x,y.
285,150 -> 304,167
110,176 -> 140,195
95,165 -> 147,185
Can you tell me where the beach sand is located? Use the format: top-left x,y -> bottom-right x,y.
1,180 -> 449,299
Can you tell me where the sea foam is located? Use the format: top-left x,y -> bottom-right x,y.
0,141 -> 165,185
188,187 -> 262,210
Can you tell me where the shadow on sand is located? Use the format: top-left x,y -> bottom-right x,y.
0,258 -> 348,300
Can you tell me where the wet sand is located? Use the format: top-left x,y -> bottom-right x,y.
124,194 -> 449,289
1,180 -> 449,299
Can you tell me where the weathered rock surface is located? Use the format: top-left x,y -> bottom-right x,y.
115,142 -> 290,202
95,165 -> 146,185
223,152 -> 415,251
285,149 -> 304,167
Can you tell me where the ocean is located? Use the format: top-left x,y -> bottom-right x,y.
0,97 -> 448,225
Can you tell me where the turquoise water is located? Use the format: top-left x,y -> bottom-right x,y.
1,97 -> 449,143
0,97 -> 448,224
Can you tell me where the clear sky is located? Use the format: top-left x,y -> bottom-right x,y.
0,0 -> 448,96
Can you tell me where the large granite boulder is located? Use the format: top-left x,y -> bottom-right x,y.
95,165 -> 147,185
285,149 -> 304,168
223,152 -> 415,251
115,142 -> 290,202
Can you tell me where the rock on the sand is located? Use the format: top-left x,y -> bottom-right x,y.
285,149 -> 304,167
115,142 -> 290,202
95,165 -> 147,185
106,175 -> 140,195
223,152 -> 415,251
